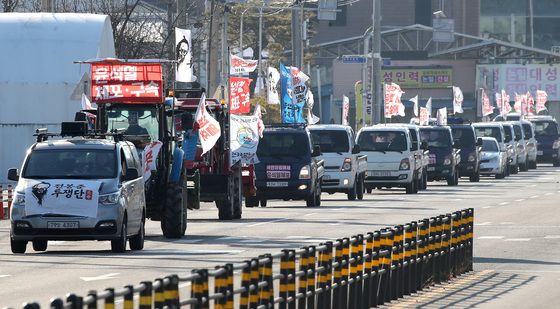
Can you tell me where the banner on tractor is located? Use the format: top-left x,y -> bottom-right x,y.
91,63 -> 163,104
230,77 -> 252,114
195,94 -> 221,154
230,115 -> 261,166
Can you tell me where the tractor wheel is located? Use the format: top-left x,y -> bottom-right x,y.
161,183 -> 186,238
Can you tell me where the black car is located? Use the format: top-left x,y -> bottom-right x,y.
249,125 -> 324,207
450,124 -> 481,182
419,126 -> 461,186
528,116 -> 560,166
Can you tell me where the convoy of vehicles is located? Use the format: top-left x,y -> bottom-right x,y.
8,123 -> 146,253
419,126 -> 461,186
308,125 -> 366,200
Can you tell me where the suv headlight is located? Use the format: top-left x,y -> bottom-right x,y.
341,158 -> 352,172
443,156 -> 452,165
468,152 -> 476,162
99,192 -> 120,205
299,165 -> 311,179
399,158 -> 410,170
12,192 -> 25,206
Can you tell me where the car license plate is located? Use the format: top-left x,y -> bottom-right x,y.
537,150 -> 543,155
266,181 -> 288,187
47,221 -> 79,229
368,171 -> 391,177
427,167 -> 436,171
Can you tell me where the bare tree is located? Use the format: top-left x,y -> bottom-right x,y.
2,0 -> 19,12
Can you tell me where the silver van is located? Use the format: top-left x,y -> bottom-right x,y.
8,128 -> 146,254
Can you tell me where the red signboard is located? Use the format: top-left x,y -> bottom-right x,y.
230,77 -> 252,114
91,63 -> 164,104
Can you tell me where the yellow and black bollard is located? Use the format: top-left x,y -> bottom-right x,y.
298,247 -> 309,309
306,246 -> 317,309
467,208 -> 474,271
214,266 -> 227,309
104,288 -> 115,309
371,231 -> 381,307
154,278 -> 164,309
349,236 -> 359,309
442,214 -> 453,280
50,298 -> 64,309
139,281 -> 152,309
191,270 -> 209,309
410,221 -> 419,294
317,241 -> 333,309
87,290 -> 97,309
258,254 -> 274,307
240,261 -> 252,309
279,249 -> 296,309
341,237 -> 350,309
403,224 -> 413,296
392,225 -> 403,300
434,216 -> 444,284
363,233 -> 374,309
249,258 -> 260,308
123,285 -> 134,309
332,239 -> 344,309
225,264 -> 234,309
66,294 -> 83,309
417,219 -> 429,290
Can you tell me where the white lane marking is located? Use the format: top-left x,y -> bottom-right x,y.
287,236 -> 311,239
500,269 -> 560,274
328,223 -> 341,226
452,198 -> 463,201
49,241 -> 66,245
172,239 -> 203,244
499,202 -> 509,206
530,195 -> 539,199
515,199 -> 525,202
247,218 -> 289,227
0,275 -> 11,278
504,238 -> 531,242
304,213 -> 318,217
482,206 -> 493,209
478,236 -> 504,240
475,222 -> 492,226
80,273 -> 120,282
544,235 -> 560,239
500,222 -> 514,225
529,184 -> 537,187
239,239 -> 266,243
544,192 -> 553,196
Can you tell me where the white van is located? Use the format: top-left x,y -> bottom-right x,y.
356,126 -> 419,194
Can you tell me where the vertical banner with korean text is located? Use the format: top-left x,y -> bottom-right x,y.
267,67 -> 280,105
195,93 -> 221,154
384,83 -> 404,118
175,28 -> 195,82
230,114 -> 260,166
280,63 -> 304,123
419,107 -> 429,126
229,77 -> 252,114
342,95 -> 350,126
452,86 -> 464,114
482,89 -> 493,117
536,90 -> 548,113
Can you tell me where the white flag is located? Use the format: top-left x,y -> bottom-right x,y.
195,93 -> 221,154
81,93 -> 93,110
175,28 -> 195,82
452,86 -> 464,114
410,95 -> 419,117
307,108 -> 320,125
437,107 -> 447,126
230,54 -> 258,74
501,89 -> 511,115
342,95 -> 350,126
267,67 -> 280,105
306,90 -> 315,108
426,97 -> 432,117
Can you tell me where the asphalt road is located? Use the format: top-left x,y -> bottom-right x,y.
1,165 -> 559,308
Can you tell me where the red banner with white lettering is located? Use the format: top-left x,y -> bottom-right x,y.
536,90 -> 548,114
91,63 -> 164,104
230,77 -> 252,114
384,83 -> 404,118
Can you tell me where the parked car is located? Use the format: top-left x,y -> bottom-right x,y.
473,122 -> 510,175
383,123 -> 429,190
479,137 -> 508,179
419,126 -> 461,186
308,125 -> 367,200
8,125 -> 146,254
527,116 -> 560,166
500,122 -> 519,174
251,125 -> 324,207
357,125 -> 421,194
520,119 -> 538,169
509,121 -> 528,171
450,124 -> 481,182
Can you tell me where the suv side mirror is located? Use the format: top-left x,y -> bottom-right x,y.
351,144 -> 360,154
7,168 -> 19,181
476,137 -> 483,146
312,145 -> 321,157
453,140 -> 461,148
123,168 -> 139,181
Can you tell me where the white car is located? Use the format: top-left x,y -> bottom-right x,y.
520,119 -> 538,169
473,122 -> 510,175
309,125 -> 367,200
356,126 -> 419,194
500,122 -> 519,174
479,137 -> 508,179
509,121 -> 528,171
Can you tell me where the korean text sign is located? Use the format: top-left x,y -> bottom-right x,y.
230,77 -> 252,114
382,67 -> 453,88
91,63 -> 164,104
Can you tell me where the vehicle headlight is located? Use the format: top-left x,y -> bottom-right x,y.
399,158 -> 410,170
468,153 -> 476,162
299,165 -> 311,179
12,192 -> 25,206
553,140 -> 560,149
99,192 -> 120,205
443,157 -> 452,165
242,170 -> 250,177
341,158 -> 352,172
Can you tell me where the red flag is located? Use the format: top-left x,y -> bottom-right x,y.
230,77 -> 252,114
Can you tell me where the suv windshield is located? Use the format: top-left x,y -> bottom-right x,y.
357,131 -> 408,152
522,123 -> 533,139
475,127 -> 503,143
502,126 -> 513,143
310,130 -> 349,153
533,121 -> 559,137
419,129 -> 452,148
482,140 -> 499,152
451,127 -> 476,147
106,106 -> 159,141
23,149 -> 117,179
257,133 -> 310,157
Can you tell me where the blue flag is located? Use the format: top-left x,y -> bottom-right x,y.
280,63 -> 305,124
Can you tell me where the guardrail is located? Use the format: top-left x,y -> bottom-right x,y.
0,183 -> 14,220
18,208 -> 474,309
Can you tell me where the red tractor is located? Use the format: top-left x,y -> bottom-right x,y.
172,86 -> 255,220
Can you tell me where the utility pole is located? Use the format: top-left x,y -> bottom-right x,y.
207,0 -> 222,96
291,0 -> 304,68
220,4 -> 230,102
167,0 -> 176,83
372,0 -> 382,124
